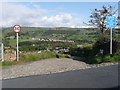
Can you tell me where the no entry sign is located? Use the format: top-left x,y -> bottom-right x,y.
13,25 -> 22,33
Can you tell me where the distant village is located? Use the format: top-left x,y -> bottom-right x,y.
31,38 -> 74,42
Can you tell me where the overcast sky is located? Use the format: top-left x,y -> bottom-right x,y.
1,2 -> 118,28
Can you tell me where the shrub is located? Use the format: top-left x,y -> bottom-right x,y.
70,35 -> 120,64
87,52 -> 120,64
92,35 -> 120,56
69,46 -> 92,57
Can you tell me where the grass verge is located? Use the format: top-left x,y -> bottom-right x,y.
2,51 -> 71,66
86,52 -> 120,64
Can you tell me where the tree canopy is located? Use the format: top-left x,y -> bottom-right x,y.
85,5 -> 118,33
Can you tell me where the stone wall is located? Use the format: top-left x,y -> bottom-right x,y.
4,50 -> 16,61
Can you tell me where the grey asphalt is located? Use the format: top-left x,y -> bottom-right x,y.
2,64 -> 119,88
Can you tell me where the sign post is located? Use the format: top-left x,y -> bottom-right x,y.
106,16 -> 116,55
13,25 -> 22,61
110,28 -> 112,54
16,33 -> 19,61
1,43 -> 4,62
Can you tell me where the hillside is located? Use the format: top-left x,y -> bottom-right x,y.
2,27 -> 120,47
1,27 -> 120,63
3,27 -> 98,46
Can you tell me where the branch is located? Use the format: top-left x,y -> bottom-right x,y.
83,22 -> 99,27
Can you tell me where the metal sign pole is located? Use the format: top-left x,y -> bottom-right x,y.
13,25 -> 21,61
106,16 -> 116,55
1,43 -> 4,62
16,33 -> 19,61
110,28 -> 112,55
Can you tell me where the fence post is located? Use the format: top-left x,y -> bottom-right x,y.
1,43 -> 4,62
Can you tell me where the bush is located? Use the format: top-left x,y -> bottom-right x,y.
69,35 -> 120,64
69,46 -> 92,57
91,56 -> 103,64
87,52 -> 120,64
92,35 -> 120,56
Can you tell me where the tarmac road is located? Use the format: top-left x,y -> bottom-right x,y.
2,64 -> 119,88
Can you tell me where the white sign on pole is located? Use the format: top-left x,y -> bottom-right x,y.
106,16 -> 116,55
13,25 -> 22,33
13,25 -> 22,61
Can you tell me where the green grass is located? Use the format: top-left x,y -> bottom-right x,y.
20,51 -> 71,62
20,52 -> 56,62
2,27 -> 120,65
0,62 -> 2,66
2,61 -> 16,66
9,39 -> 16,47
2,51 -> 71,66
87,52 -> 120,64
9,38 -> 31,47
103,53 -> 120,62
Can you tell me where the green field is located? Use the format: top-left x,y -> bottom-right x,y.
2,27 -> 120,65
3,27 -> 97,46
0,28 -> 2,43
2,27 -> 120,47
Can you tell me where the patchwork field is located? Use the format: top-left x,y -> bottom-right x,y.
1,27 -> 120,64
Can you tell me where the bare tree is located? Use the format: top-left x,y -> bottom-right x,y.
85,5 -> 118,33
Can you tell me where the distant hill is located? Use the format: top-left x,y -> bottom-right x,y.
2,27 -> 120,47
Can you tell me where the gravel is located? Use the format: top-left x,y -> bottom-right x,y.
1,58 -> 119,79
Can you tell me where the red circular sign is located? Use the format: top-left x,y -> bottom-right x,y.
13,25 -> 22,33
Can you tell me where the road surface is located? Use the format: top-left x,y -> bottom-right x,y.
2,64 -> 119,88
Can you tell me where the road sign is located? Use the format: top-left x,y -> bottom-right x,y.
13,25 -> 22,33
13,25 -> 22,61
106,16 -> 116,28
106,16 -> 116,55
